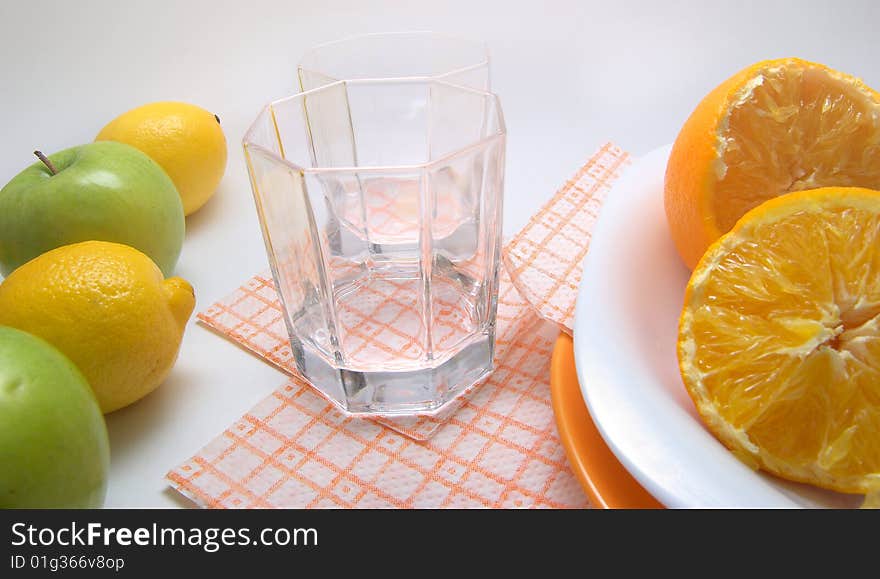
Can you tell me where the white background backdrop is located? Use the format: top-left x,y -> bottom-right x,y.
1,0 -> 878,507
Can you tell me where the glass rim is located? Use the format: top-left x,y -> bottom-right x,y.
298,30 -> 490,82
242,77 -> 506,175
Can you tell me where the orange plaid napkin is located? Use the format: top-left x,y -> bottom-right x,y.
166,143 -> 631,508
505,143 -> 631,331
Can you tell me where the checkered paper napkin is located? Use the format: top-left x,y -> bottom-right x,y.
167,143 -> 631,508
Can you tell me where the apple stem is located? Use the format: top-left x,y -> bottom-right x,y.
214,114 -> 221,124
33,150 -> 58,175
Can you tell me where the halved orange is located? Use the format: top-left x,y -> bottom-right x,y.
678,186 -> 880,495
665,58 -> 880,269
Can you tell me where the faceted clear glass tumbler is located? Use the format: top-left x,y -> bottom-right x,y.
298,31 -> 490,92
243,79 -> 506,416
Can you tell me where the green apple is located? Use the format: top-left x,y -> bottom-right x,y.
0,326 -> 110,508
0,141 -> 184,277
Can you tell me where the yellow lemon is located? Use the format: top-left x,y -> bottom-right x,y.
96,101 -> 227,216
0,241 -> 195,413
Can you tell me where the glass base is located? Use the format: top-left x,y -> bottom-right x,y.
292,331 -> 495,416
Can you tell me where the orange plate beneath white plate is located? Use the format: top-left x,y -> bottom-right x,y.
550,333 -> 663,509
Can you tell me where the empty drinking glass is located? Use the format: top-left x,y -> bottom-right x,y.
243,78 -> 505,415
297,31 -> 490,92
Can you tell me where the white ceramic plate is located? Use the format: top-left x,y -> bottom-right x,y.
572,145 -> 863,508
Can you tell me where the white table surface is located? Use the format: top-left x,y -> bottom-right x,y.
1,0 -> 878,508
